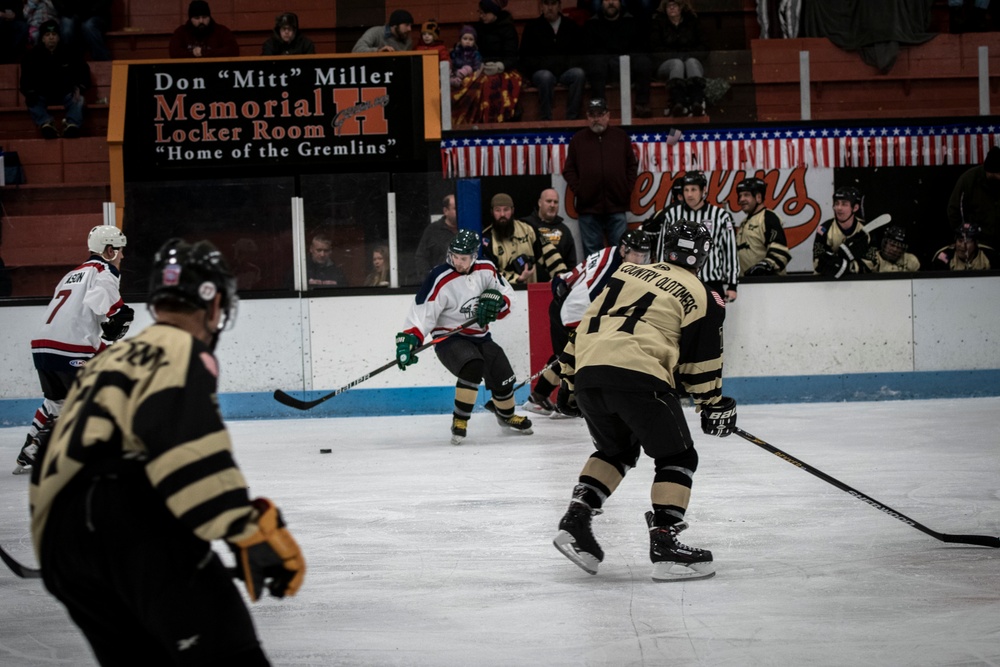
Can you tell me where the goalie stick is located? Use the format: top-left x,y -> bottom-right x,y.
273,318 -> 478,411
0,543 -> 41,579
735,428 -> 1000,548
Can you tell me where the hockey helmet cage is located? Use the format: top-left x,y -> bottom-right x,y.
150,238 -> 238,326
955,222 -> 981,240
881,225 -> 908,248
736,177 -> 767,198
449,229 -> 481,255
833,185 -> 863,206
681,171 -> 708,189
662,218 -> 712,270
88,225 -> 127,254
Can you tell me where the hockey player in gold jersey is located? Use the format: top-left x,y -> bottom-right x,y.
553,219 -> 737,582
30,239 -> 304,665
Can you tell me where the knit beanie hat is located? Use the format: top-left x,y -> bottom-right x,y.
421,19 -> 440,39
459,24 -> 477,40
188,0 -> 211,18
491,193 -> 514,209
275,12 -> 299,31
388,9 -> 415,26
479,0 -> 508,15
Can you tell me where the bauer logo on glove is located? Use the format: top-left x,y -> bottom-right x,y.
700,396 -> 737,437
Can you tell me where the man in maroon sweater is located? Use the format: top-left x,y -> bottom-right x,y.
562,98 -> 638,256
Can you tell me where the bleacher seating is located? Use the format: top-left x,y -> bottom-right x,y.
1,0 -> 998,297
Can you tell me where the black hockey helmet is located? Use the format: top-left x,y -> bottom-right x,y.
681,171 -> 708,189
955,222 -> 981,240
833,185 -> 863,206
150,238 -> 238,327
619,229 -> 651,263
881,224 -> 908,248
662,218 -> 712,271
737,177 -> 767,198
670,176 -> 685,203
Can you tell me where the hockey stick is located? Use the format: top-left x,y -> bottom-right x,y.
512,358 -> 561,393
734,428 -> 1000,548
865,213 -> 892,233
0,544 -> 41,579
273,318 -> 479,411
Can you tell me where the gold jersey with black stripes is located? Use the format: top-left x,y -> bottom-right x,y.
30,323 -> 258,561
573,261 -> 727,406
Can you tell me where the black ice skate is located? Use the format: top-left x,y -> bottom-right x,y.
450,416 -> 468,446
553,501 -> 604,575
13,435 -> 39,475
484,400 -> 533,435
645,512 -> 715,582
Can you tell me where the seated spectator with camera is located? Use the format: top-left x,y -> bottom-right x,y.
481,193 -> 567,284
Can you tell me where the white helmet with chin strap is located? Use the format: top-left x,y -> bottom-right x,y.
88,225 -> 127,255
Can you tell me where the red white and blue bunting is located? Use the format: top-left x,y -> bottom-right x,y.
441,122 -> 1000,178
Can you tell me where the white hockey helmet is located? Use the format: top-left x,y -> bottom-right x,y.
88,225 -> 127,254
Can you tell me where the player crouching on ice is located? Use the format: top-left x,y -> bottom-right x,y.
395,229 -> 533,445
552,219 -> 737,582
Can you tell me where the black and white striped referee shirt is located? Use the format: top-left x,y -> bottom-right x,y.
652,202 -> 740,290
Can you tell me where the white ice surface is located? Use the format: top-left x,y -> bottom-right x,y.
1,398 -> 998,666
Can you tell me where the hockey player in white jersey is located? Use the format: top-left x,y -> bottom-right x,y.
523,230 -> 652,417
15,225 -> 133,474
395,229 -> 533,445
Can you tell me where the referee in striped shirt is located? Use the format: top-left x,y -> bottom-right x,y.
646,171 -> 740,302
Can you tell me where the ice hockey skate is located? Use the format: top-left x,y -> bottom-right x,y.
483,400 -> 533,435
450,416 -> 468,446
13,435 -> 38,475
521,392 -> 554,416
553,500 -> 604,574
646,512 -> 715,582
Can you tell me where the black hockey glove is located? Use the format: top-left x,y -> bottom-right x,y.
815,248 -> 848,279
840,234 -> 869,262
476,289 -> 505,327
744,260 -> 775,277
230,498 -> 305,602
551,276 -> 569,303
101,305 -> 134,341
700,396 -> 737,437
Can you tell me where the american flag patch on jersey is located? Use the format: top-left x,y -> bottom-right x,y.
712,290 -> 726,307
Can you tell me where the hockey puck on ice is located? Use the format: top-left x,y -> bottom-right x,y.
319,448 -> 332,454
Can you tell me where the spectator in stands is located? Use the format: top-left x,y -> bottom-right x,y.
582,0 -> 653,118
870,225 -> 920,273
523,188 -> 578,280
812,185 -> 874,278
562,98 -> 638,255
53,0 -> 111,61
365,245 -> 391,287
650,0 -> 708,117
734,176 -> 790,276
449,25 -> 483,89
24,0 -> 56,47
352,9 -> 414,53
930,222 -> 996,271
306,232 -> 348,288
261,12 -> 315,55
947,145 -> 1000,250
452,0 -> 522,124
414,194 -> 459,280
519,0 -> 586,121
415,18 -> 448,61
169,1 -> 239,59
20,19 -> 89,138
481,193 -> 567,285
0,1 -> 28,63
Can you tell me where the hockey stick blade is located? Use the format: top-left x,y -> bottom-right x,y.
734,428 -> 1000,549
865,213 -> 892,233
0,544 -> 41,579
273,318 -> 478,411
